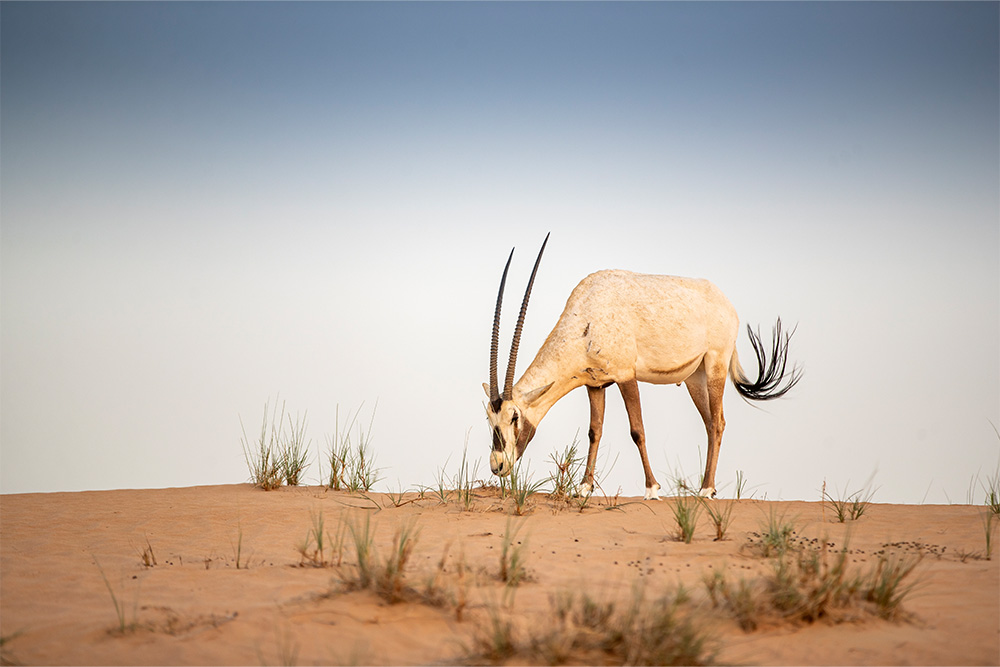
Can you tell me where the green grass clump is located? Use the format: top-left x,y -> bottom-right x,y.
700,497 -> 736,541
342,515 -> 419,604
240,399 -> 286,490
297,509 -> 345,568
745,508 -> 799,558
499,517 -> 530,589
469,584 -> 716,666
823,478 -> 878,522
326,404 -> 382,493
671,492 -> 703,544
506,459 -> 546,516
716,531 -> 924,629
548,435 -> 585,501
280,410 -> 310,486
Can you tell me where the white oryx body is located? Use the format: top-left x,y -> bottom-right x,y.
485,236 -> 799,500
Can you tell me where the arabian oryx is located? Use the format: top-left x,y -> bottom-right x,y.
484,233 -> 801,500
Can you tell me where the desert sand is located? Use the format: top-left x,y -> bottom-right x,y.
1,483 -> 997,666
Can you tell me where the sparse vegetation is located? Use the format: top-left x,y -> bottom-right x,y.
700,497 -> 736,541
470,583 -> 716,666
94,558 -> 141,634
671,491 -> 702,544
297,509 -> 344,568
240,399 -> 286,491
983,511 -> 996,560
280,410 -> 310,486
507,458 -> 546,516
710,535 -> 923,629
454,438 -> 479,511
735,469 -> 753,500
823,477 -> 878,522
231,522 -> 249,570
134,535 -> 157,568
499,517 -> 530,588
744,508 -> 799,558
548,434 -> 584,501
326,404 -> 381,493
342,515 -> 419,604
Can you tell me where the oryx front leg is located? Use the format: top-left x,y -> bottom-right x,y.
579,385 -> 607,498
618,378 -> 661,500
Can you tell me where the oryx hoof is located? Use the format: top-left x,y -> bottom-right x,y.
574,481 -> 594,498
698,487 -> 717,499
644,484 -> 661,501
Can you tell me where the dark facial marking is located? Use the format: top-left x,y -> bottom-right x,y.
515,418 -> 536,458
492,426 -> 504,451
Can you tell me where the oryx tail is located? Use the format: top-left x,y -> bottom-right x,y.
730,318 -> 802,401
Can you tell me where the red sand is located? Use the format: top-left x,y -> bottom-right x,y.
2,484 -> 997,665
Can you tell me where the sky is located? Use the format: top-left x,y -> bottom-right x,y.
2,2 -> 998,505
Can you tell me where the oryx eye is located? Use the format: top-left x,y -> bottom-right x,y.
511,412 -> 519,425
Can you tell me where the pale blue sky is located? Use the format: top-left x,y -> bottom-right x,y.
2,2 -> 997,503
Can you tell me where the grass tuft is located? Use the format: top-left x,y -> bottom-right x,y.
469,583 -> 716,666
280,410 -> 310,486
326,404 -> 382,493
700,497 -> 736,541
547,434 -> 584,502
342,515 -> 420,604
94,558 -> 141,634
823,477 -> 878,522
671,491 -> 703,544
507,459 -> 546,516
240,399 -> 286,491
499,517 -> 530,589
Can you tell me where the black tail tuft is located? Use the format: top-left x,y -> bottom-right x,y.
734,317 -> 802,401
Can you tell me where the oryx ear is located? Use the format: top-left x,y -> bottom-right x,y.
483,383 -> 491,399
522,382 -> 554,406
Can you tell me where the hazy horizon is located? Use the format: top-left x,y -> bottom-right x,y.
2,2 -> 998,504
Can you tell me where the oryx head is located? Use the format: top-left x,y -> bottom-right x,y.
483,233 -> 549,477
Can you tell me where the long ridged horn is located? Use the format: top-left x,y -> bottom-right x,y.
503,232 -> 550,399
489,248 -> 515,409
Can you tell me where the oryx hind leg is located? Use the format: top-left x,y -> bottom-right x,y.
684,368 -> 715,497
690,358 -> 727,498
579,385 -> 606,498
618,378 -> 661,500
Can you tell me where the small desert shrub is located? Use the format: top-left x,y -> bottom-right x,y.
507,459 -> 546,515
454,438 -> 479,511
671,492 -> 703,543
499,517 -> 530,588
326,404 -> 382,493
469,584 -> 716,666
134,535 -> 157,568
704,570 -> 761,631
280,410 -> 310,486
297,509 -> 345,567
240,399 -> 286,490
470,601 -> 518,663
823,478 -> 878,522
735,469 -> 754,500
342,515 -> 419,604
865,551 -> 923,620
713,537 -> 923,629
744,508 -> 800,558
700,497 -> 736,541
548,434 -> 585,501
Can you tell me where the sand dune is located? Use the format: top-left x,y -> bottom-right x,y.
1,484 -> 997,665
